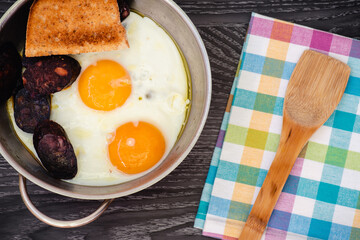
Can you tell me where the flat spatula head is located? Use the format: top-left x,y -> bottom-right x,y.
285,50 -> 351,127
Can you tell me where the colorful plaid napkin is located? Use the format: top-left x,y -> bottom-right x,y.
195,13 -> 360,240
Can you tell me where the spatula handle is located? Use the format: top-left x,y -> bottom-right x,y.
239,115 -> 314,240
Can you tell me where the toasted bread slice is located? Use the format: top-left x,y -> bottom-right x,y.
25,0 -> 129,57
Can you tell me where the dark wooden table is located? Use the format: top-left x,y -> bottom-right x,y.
1,0 -> 360,239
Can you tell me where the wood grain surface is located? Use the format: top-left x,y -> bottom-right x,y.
0,0 -> 360,239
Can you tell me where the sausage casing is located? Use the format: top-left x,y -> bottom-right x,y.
33,120 -> 78,179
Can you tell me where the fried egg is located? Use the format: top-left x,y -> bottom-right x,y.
7,12 -> 190,186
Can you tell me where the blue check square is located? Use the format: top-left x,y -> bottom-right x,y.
329,128 -> 352,149
312,201 -> 335,222
348,57 -> 360,78
329,223 -> 352,240
241,52 -> 265,74
233,89 -> 257,110
282,62 -> 296,80
324,112 -> 335,127
255,169 -> 267,187
317,182 -> 340,204
333,110 -> 356,132
353,115 -> 360,134
337,93 -> 360,114
308,218 -> 332,239
288,214 -> 311,236
321,164 -> 344,186
273,97 -> 284,116
206,166 -> 218,185
337,187 -> 358,209
216,161 -> 239,182
297,178 -> 320,199
345,76 -> 360,97
207,196 -> 231,218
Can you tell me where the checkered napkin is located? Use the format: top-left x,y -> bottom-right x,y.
194,13 -> 360,240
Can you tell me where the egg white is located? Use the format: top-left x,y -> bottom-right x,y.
7,12 -> 189,186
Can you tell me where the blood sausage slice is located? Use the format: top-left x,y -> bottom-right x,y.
22,55 -> 81,98
0,43 -> 22,103
33,120 -> 77,179
14,88 -> 50,133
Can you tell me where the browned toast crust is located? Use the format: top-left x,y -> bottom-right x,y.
25,0 -> 129,57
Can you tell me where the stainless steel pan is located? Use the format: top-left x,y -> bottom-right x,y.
0,0 -> 211,227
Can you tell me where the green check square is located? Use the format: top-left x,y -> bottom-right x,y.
236,165 -> 260,186
350,228 -> 360,240
225,125 -> 248,145
245,128 -> 268,150
262,57 -> 285,78
265,132 -> 280,152
345,151 -> 360,171
305,142 -> 328,163
357,194 -> 360,210
227,201 -> 251,221
325,146 -> 348,168
254,93 -> 277,114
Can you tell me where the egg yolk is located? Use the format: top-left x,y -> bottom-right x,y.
78,60 -> 131,111
108,121 -> 166,174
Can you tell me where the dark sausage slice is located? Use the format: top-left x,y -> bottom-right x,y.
117,0 -> 130,21
14,88 -> 50,133
0,42 -> 22,103
22,55 -> 81,98
33,120 -> 77,179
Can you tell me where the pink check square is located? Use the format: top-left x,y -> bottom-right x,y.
250,17 -> 274,38
330,35 -> 352,56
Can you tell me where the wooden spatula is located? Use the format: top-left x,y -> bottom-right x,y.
239,50 -> 351,240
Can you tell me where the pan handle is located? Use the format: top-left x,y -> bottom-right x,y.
19,174 -> 113,228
